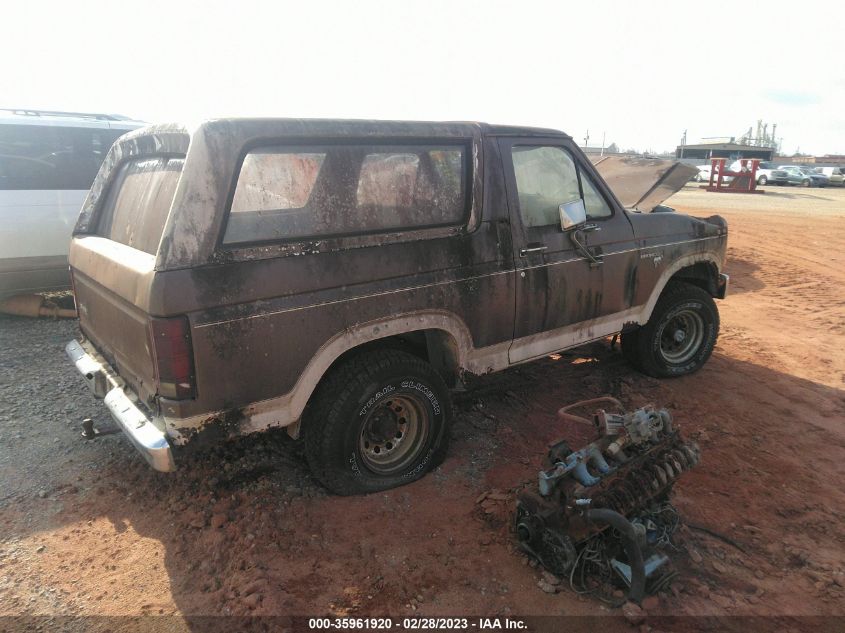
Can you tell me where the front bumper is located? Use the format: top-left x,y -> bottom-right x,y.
716,273 -> 729,299
65,339 -> 176,472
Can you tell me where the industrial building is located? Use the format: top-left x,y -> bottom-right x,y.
675,141 -> 775,161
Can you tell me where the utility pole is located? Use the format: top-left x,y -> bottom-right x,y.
601,132 -> 606,156
584,130 -> 589,148
680,129 -> 687,158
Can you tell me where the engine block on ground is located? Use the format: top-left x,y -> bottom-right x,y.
514,397 -> 700,603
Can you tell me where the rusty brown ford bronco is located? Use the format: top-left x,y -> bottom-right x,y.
65,119 -> 728,494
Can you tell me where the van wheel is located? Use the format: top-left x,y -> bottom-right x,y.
621,281 -> 719,378
303,349 -> 452,495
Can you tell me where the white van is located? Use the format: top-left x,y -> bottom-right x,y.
0,109 -> 143,299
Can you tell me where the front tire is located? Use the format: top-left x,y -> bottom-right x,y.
303,349 -> 452,495
757,175 -> 767,185
621,281 -> 719,378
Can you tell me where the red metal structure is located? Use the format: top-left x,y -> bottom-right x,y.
702,158 -> 765,194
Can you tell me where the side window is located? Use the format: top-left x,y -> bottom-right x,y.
511,146 -> 580,227
231,150 -> 325,212
357,153 -> 420,209
223,143 -> 467,245
580,170 -> 613,219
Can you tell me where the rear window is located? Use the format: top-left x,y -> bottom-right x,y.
0,124 -> 128,190
96,156 -> 184,254
223,142 -> 468,244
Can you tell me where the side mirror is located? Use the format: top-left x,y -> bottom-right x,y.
559,199 -> 587,231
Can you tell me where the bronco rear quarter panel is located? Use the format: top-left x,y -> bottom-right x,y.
150,121 -> 520,442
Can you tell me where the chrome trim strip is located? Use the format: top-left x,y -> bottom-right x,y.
195,235 -> 722,328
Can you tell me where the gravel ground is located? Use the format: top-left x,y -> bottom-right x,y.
1,187 -> 845,631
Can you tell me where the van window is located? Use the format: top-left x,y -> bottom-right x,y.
0,124 -> 128,190
97,156 -> 184,255
223,143 -> 467,244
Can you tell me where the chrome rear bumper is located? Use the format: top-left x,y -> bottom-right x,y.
65,339 -> 176,472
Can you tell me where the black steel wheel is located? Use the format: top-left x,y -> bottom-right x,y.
303,348 -> 452,495
621,281 -> 719,378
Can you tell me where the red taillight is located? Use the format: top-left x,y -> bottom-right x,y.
149,316 -> 195,400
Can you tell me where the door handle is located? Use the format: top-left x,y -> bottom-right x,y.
519,243 -> 548,257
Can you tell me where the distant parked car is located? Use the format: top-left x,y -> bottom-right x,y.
814,166 -> 844,186
797,166 -> 829,187
694,163 -> 733,183
693,165 -> 709,182
749,161 -> 787,186
777,166 -> 828,187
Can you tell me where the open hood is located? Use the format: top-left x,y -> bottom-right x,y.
590,156 -> 698,212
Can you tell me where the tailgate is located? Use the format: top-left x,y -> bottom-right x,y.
69,139 -> 187,407
73,260 -> 158,405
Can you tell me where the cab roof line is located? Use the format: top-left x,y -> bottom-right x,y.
173,118 -> 571,140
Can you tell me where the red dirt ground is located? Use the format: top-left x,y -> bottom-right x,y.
1,185 -> 843,631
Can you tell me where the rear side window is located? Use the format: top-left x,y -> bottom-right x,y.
0,124 -> 128,190
97,156 -> 184,254
231,151 -> 325,212
223,142 -> 467,244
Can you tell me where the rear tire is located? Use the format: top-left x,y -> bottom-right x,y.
621,281 -> 719,378
757,175 -> 767,185
303,349 -> 452,495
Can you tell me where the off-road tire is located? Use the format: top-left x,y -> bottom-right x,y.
303,349 -> 452,495
621,281 -> 719,378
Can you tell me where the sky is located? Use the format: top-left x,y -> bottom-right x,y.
3,0 -> 842,155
